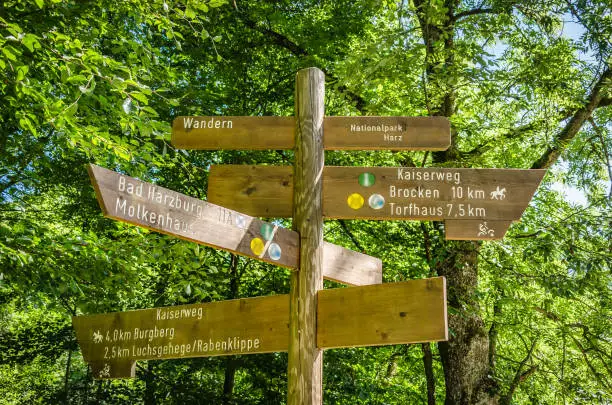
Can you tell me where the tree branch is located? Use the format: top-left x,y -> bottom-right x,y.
588,117 -> 612,198
237,12 -> 367,112
422,343 -> 436,405
455,8 -> 499,21
534,307 -> 611,389
500,339 -> 538,405
337,220 -> 365,252
488,299 -> 502,372
532,67 -> 612,169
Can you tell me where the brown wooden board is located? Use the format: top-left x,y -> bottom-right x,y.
317,277 -> 447,349
323,116 -> 450,150
89,164 -> 298,269
444,220 -> 513,240
321,241 -> 382,285
88,164 -> 381,285
207,165 -> 546,239
74,277 -> 447,379
172,116 -> 295,150
322,167 -> 546,220
171,116 -> 450,151
208,165 -> 294,217
73,295 -> 290,379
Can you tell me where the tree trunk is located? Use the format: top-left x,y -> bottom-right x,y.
222,358 -> 237,405
436,241 -> 498,405
144,361 -> 156,404
222,255 -> 240,404
413,0 -> 499,402
422,343 -> 436,405
63,348 -> 72,404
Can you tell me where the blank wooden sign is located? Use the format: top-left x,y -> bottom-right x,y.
318,277 -> 447,349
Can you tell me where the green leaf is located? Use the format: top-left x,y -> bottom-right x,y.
22,34 -> 41,52
34,0 -> 44,8
66,74 -> 88,84
2,47 -> 17,62
185,7 -> 196,19
142,106 -> 159,117
16,65 -> 28,81
130,91 -> 148,105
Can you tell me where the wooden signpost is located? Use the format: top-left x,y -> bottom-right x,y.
74,66 -> 545,405
172,116 -> 450,151
88,164 -> 381,286
207,165 -> 545,240
73,277 -> 447,379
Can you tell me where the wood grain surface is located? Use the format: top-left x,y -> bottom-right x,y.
89,164 -> 382,284
172,116 -> 450,151
207,165 -> 545,239
74,277 -> 447,379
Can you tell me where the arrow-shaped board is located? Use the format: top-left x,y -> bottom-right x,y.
172,116 -> 450,151
73,277 -> 447,379
88,165 -> 381,286
207,165 -> 546,240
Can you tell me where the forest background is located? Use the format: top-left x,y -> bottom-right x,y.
0,0 -> 610,404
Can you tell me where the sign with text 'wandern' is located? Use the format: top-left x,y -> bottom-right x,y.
207,166 -> 546,240
73,277 -> 446,379
171,116 -> 450,151
88,164 -> 381,285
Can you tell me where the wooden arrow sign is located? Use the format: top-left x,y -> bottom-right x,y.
73,277 -> 446,379
207,165 -> 546,240
88,164 -> 381,285
73,294 -> 290,379
171,116 -> 450,151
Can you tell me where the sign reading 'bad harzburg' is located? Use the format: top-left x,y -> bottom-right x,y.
73,277 -> 447,379
171,116 -> 450,151
207,166 -> 546,240
88,164 -> 381,285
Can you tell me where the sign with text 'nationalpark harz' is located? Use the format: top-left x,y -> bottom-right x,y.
171,116 -> 450,151
73,277 -> 446,379
88,164 -> 382,285
207,166 -> 546,240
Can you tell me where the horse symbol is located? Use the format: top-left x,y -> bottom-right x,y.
490,186 -> 506,200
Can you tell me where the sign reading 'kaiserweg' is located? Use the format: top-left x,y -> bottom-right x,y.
207,165 -> 546,240
88,164 -> 382,285
172,116 -> 450,151
73,277 -> 447,379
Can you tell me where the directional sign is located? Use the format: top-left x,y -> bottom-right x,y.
172,116 -> 450,151
324,116 -> 450,150
88,164 -> 382,285
73,294 -> 289,379
207,165 -> 546,240
73,277 -> 446,379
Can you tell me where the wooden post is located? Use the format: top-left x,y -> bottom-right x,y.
288,68 -> 325,404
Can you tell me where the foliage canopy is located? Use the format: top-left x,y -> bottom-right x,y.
0,0 -> 610,404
